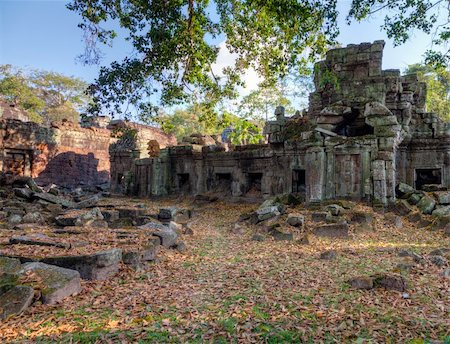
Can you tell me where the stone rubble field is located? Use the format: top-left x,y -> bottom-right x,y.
0,178 -> 448,343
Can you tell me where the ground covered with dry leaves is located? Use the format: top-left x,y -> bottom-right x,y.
0,197 -> 449,343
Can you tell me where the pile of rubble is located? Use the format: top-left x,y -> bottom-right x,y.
0,175 -> 190,319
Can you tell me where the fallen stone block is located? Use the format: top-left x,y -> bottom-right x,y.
158,207 -> 177,221
0,285 -> 34,319
314,222 -> 349,239
256,206 -> 281,222
10,234 -> 71,249
55,207 -> 104,227
436,192 -> 450,205
286,213 -> 304,227
392,199 -> 414,216
417,195 -> 436,214
41,249 -> 122,280
13,188 -> 33,200
270,229 -> 294,241
101,210 -> 120,223
74,194 -> 102,209
396,183 -> 415,197
373,273 -> 407,292
32,192 -> 75,209
320,250 -> 337,260
311,212 -> 328,222
20,262 -> 81,305
0,257 -> 22,276
348,276 -> 374,290
432,205 -> 450,218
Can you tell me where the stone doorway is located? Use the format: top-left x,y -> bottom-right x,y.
292,169 -> 306,194
177,173 -> 191,193
2,149 -> 31,176
335,154 -> 362,199
415,168 -> 442,190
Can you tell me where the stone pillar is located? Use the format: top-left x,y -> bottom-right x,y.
306,147 -> 326,202
372,159 -> 387,205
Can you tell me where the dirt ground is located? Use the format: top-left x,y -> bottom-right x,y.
0,197 -> 449,343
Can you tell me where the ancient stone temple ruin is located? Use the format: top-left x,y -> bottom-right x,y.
0,117 -> 176,187
110,41 -> 450,205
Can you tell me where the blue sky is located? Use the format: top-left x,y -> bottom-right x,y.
0,1 -> 438,86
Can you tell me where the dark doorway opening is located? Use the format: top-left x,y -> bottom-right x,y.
335,109 -> 374,137
292,169 -> 306,194
246,172 -> 263,195
177,173 -> 191,193
214,173 -> 232,194
415,168 -> 442,190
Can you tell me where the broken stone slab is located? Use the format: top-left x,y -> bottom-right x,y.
0,285 -> 34,319
320,250 -> 337,260
436,192 -> 450,205
385,213 -> 403,228
22,212 -> 45,224
417,195 -> 437,214
256,206 -> 281,222
101,210 -> 120,223
11,177 -> 41,193
314,222 -> 349,239
311,211 -> 329,222
0,257 -> 22,276
158,207 -> 177,221
122,242 -> 159,267
396,183 -> 416,197
407,192 -> 423,205
32,192 -> 75,209
391,199 -> 414,216
20,262 -> 81,305
10,234 -> 71,249
350,211 -> 374,224
40,249 -> 122,280
150,227 -> 178,248
270,229 -> 293,241
372,273 -> 407,292
431,205 -> 450,218
55,207 -> 104,227
8,214 -> 22,225
13,188 -> 33,200
117,207 -> 147,220
286,213 -> 304,227
422,184 -> 446,192
326,204 -> 345,216
73,194 -> 102,209
348,276 -> 374,290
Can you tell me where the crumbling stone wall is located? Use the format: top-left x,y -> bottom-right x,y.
0,117 -> 176,188
112,41 -> 450,205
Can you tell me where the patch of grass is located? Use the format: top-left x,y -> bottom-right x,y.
253,304 -> 270,320
219,317 -> 238,334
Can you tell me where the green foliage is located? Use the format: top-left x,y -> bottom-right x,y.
318,68 -> 340,91
67,0 -> 338,119
156,105 -> 237,141
68,0 -> 447,121
0,65 -> 91,124
229,118 -> 263,145
238,82 -> 295,121
404,63 -> 450,120
347,0 -> 449,69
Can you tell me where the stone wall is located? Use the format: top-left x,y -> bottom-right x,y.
0,119 -> 112,187
112,41 -> 450,205
0,117 -> 176,188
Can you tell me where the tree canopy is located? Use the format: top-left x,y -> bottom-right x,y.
0,65 -> 91,125
405,63 -> 450,120
68,0 -> 449,121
